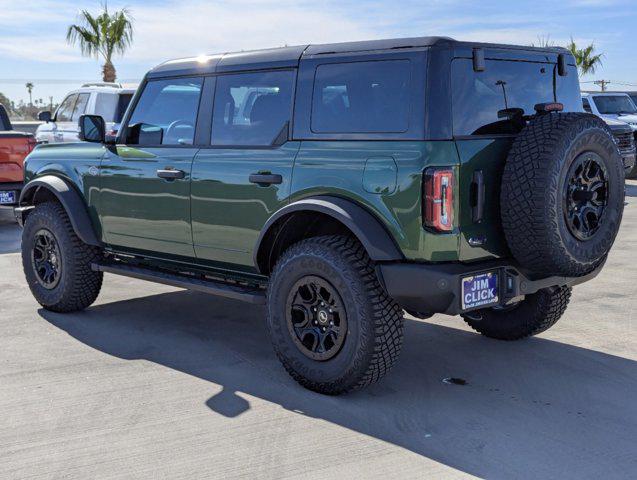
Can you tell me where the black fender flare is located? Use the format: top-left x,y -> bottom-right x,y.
19,175 -> 101,247
254,195 -> 404,273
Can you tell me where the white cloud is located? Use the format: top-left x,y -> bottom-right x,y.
123,0 -> 376,65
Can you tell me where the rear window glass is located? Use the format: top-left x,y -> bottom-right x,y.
311,60 -> 411,134
452,59 -> 579,136
95,93 -> 134,123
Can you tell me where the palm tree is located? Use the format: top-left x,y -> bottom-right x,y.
25,82 -> 34,106
567,38 -> 603,77
66,3 -> 133,82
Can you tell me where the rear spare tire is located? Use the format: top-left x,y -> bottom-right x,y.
501,112 -> 625,277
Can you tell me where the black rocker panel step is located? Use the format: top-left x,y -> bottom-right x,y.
92,262 -> 266,304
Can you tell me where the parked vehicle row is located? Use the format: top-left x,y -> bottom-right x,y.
36,83 -> 134,144
582,91 -> 637,177
16,37 -> 626,394
0,104 -> 36,207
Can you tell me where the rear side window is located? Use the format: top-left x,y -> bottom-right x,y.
211,70 -> 294,146
311,60 -> 411,133
452,59 -> 570,136
71,93 -> 90,122
55,94 -> 77,122
95,93 -> 134,123
126,78 -> 203,146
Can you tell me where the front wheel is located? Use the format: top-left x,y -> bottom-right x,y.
266,235 -> 404,395
22,201 -> 103,313
462,286 -> 572,341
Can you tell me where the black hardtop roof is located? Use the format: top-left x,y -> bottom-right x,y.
147,36 -> 570,78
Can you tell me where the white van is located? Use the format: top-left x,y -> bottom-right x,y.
36,83 -> 135,143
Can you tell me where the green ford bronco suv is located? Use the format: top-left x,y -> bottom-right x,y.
17,37 -> 625,394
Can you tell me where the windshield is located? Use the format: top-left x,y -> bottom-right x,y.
593,95 -> 637,115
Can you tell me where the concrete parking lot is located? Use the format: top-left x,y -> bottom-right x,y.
1,182 -> 636,480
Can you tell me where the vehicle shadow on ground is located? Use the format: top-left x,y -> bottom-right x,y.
39,290 -> 637,479
0,209 -> 20,254
625,182 -> 637,197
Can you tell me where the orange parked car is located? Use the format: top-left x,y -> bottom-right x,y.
0,104 -> 37,207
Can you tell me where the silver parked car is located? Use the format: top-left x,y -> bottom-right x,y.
36,83 -> 135,143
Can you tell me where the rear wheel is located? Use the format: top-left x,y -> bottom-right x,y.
22,201 -> 103,312
266,235 -> 404,394
462,286 -> 572,340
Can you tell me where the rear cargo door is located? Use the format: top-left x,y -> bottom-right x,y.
451,54 -> 580,261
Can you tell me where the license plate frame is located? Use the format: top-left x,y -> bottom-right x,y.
0,190 -> 16,205
461,271 -> 499,311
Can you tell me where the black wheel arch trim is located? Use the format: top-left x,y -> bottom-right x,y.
254,195 -> 404,274
18,175 -> 101,247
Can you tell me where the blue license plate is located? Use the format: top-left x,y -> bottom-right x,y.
0,191 -> 16,204
461,272 -> 499,310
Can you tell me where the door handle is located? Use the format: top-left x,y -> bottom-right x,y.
157,168 -> 185,180
249,173 -> 282,186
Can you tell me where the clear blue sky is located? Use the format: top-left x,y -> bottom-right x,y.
1,0 -> 635,104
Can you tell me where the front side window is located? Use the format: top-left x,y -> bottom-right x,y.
55,94 -> 77,122
211,70 -> 295,146
592,95 -> 637,115
311,60 -> 411,134
126,77 -> 203,146
71,93 -> 90,122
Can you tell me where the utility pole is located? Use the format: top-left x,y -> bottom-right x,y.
594,80 -> 611,91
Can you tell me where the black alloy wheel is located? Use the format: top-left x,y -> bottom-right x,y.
31,228 -> 62,289
563,152 -> 609,241
286,275 -> 348,361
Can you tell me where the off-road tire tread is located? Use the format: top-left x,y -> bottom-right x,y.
267,235 -> 404,395
501,112 -> 623,276
22,201 -> 103,312
462,286 -> 572,340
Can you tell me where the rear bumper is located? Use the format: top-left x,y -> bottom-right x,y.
0,182 -> 22,207
377,259 -> 605,316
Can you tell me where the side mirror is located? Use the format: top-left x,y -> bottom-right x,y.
38,111 -> 52,123
79,114 -> 105,143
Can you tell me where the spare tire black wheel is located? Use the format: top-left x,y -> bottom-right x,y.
501,112 -> 625,277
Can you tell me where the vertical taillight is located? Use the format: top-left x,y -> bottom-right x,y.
423,168 -> 454,232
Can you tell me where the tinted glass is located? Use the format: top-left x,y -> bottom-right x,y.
127,78 -> 203,145
582,98 -> 592,113
71,93 -> 90,121
629,94 -> 637,107
311,60 -> 410,133
452,59 -> 559,136
592,95 -> 637,114
95,93 -> 133,123
56,94 -> 77,122
212,70 -> 294,146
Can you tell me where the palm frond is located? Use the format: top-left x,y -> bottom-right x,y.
66,5 -> 133,61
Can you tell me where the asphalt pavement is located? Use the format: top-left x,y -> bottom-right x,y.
1,182 -> 636,479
